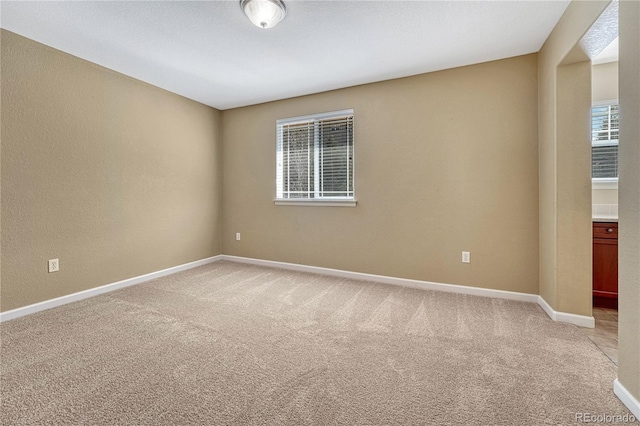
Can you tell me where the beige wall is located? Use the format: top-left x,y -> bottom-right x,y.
0,30 -> 223,312
556,61 -> 593,316
537,0 -> 610,315
592,61 -> 619,206
0,31 -> 3,301
593,61 -> 619,102
222,54 -> 539,295
618,0 -> 640,409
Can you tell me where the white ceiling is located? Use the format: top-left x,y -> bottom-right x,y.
0,1 -> 570,110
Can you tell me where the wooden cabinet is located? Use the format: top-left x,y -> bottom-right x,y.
593,222 -> 618,309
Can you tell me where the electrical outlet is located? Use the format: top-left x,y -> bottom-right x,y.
236,232 -> 241,241
48,259 -> 59,273
462,251 -> 470,263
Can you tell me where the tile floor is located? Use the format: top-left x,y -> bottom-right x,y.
579,307 -> 618,365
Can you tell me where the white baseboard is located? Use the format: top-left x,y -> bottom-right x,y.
220,255 -> 539,303
1,253 -> 598,330
223,256 -> 599,328
614,379 -> 640,419
537,296 -> 595,328
0,255 -> 223,323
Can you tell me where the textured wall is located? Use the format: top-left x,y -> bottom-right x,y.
537,0 -> 610,315
222,54 -> 539,295
0,30 -> 223,312
618,0 -> 640,408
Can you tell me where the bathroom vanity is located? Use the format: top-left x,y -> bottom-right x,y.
592,221 -> 618,309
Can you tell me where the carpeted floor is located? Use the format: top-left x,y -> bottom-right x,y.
1,261 -> 635,425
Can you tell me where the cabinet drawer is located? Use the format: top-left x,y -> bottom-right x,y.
593,222 -> 618,239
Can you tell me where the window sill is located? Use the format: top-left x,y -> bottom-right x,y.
592,179 -> 618,190
274,199 -> 357,207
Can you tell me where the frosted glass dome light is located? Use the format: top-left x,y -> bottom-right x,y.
240,0 -> 287,29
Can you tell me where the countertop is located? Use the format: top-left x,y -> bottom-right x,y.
593,216 -> 618,223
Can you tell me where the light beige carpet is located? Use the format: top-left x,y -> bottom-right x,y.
0,261 -> 634,425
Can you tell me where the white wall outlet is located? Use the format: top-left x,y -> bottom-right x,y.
48,259 -> 59,273
236,232 -> 241,241
462,251 -> 470,263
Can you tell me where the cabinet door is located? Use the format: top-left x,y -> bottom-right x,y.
593,237 -> 618,308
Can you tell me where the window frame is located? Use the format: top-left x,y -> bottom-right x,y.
275,109 -> 356,207
591,99 -> 619,189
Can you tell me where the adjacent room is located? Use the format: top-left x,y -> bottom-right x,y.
1,1 -> 639,424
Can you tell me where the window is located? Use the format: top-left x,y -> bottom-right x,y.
276,110 -> 355,205
591,102 -> 619,180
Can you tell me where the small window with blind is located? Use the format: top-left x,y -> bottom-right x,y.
591,102 -> 619,181
276,110 -> 355,206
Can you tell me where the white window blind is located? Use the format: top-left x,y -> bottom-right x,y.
591,103 -> 619,179
276,110 -> 354,201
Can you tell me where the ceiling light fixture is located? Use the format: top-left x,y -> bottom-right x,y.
240,0 -> 286,29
